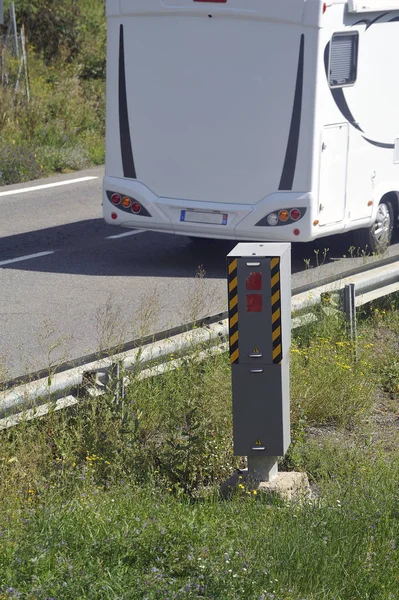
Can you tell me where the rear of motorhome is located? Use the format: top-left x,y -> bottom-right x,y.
103,0 -> 399,251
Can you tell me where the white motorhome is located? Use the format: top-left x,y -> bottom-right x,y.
103,0 -> 399,251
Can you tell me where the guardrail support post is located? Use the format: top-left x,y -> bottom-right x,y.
343,283 -> 358,361
110,361 -> 125,403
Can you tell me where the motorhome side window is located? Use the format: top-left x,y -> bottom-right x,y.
329,32 -> 359,88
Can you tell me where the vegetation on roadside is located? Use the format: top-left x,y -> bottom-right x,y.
0,293 -> 398,598
0,0 -> 106,186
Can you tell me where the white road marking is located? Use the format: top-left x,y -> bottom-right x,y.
0,251 -> 55,267
106,230 -> 145,239
0,176 -> 98,198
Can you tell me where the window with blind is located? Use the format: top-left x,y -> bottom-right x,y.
329,32 -> 359,88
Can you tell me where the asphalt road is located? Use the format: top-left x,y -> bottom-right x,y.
1,167 -> 399,379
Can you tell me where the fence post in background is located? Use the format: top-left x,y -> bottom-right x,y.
0,0 -> 5,85
343,283 -> 358,361
21,24 -> 29,101
14,42 -> 23,92
1,42 -> 7,86
10,2 -> 18,58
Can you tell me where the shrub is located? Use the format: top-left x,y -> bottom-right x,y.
0,56 -> 104,184
6,0 -> 106,74
0,144 -> 41,184
290,319 -> 375,427
0,1 -> 105,184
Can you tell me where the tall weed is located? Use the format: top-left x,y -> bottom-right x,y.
291,317 -> 375,426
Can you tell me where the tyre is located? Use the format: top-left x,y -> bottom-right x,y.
353,200 -> 394,253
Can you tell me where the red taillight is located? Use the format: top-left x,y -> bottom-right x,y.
111,193 -> 121,205
323,2 -> 327,13
290,209 -> 301,221
293,229 -> 300,236
131,202 -> 142,214
111,212 -> 118,220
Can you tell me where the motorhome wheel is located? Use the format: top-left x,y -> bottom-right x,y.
354,200 -> 393,253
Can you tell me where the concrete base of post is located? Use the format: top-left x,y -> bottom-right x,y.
221,467 -> 311,502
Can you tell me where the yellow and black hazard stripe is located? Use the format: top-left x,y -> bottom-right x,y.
227,258 -> 239,364
271,257 -> 282,364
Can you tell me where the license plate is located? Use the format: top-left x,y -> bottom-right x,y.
180,210 -> 228,225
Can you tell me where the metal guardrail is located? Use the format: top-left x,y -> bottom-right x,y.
291,259 -> 399,311
1,258 -> 398,429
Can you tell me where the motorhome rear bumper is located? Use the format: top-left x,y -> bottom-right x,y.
103,176 -> 316,242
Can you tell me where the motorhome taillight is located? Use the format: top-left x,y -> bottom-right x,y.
266,213 -> 278,226
111,193 -> 121,205
131,202 -> 142,214
121,197 -> 132,209
258,207 -> 306,227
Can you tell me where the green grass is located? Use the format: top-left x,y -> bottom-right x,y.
1,452 -> 398,599
0,300 -> 399,599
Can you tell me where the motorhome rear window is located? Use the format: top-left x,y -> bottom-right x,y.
329,32 -> 358,87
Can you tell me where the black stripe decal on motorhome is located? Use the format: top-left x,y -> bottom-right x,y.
119,24 -> 137,179
330,88 -> 363,132
332,88 -> 363,132
362,137 -> 394,149
278,34 -> 304,191
353,12 -> 389,29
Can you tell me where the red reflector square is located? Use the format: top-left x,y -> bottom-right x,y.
246,294 -> 263,312
246,272 -> 262,291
